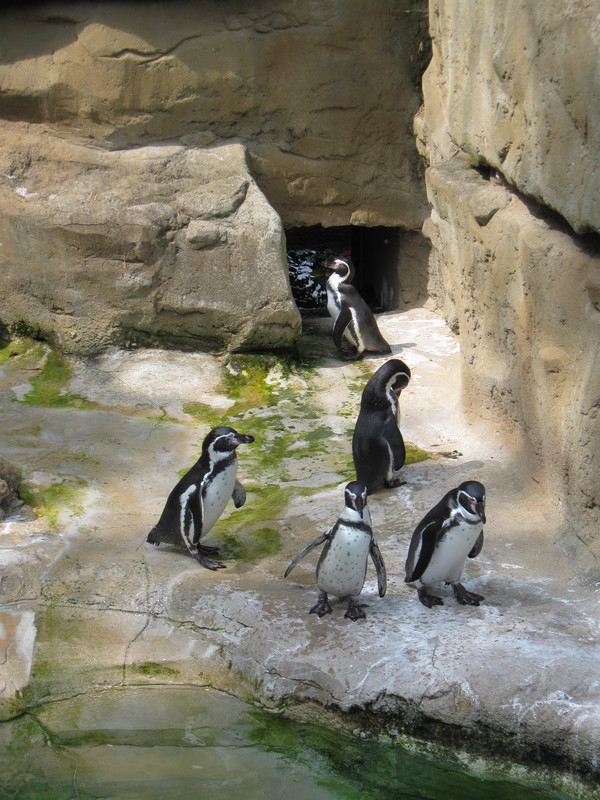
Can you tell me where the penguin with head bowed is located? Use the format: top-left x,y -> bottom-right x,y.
284,481 -> 386,621
404,480 -> 487,608
352,359 -> 411,494
146,426 -> 254,570
326,257 -> 392,360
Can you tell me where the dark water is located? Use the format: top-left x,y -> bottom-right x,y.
287,248 -> 331,311
0,686 -> 579,799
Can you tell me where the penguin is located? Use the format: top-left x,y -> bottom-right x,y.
326,257 -> 391,360
352,359 -> 411,494
284,481 -> 386,621
146,426 -> 254,570
404,480 -> 486,608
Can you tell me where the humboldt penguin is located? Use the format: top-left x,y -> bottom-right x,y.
404,480 -> 487,607
146,426 -> 254,570
326,257 -> 392,359
284,481 -> 387,621
352,358 -> 411,493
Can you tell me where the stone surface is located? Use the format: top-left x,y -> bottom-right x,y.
0,312 -> 599,786
0,127 -> 300,354
423,161 -> 600,577
0,458 -> 22,521
419,0 -> 600,235
418,2 -> 600,579
0,1 -> 430,230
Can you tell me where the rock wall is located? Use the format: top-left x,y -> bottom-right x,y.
0,1 -> 430,230
0,1 -> 430,352
418,0 -> 600,575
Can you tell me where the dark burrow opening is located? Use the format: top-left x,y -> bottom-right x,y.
285,224 -> 429,315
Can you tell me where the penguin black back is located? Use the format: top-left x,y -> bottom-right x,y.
326,257 -> 391,359
352,359 -> 411,493
147,425 -> 254,570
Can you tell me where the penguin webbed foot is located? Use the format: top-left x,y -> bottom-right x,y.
452,582 -> 484,606
344,598 -> 367,621
338,347 -> 361,362
418,586 -> 444,608
192,544 -> 226,571
383,478 -> 406,489
309,591 -> 332,618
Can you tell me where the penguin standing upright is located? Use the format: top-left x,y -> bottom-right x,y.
326,257 -> 391,360
404,481 -> 486,608
284,481 -> 386,620
352,359 -> 411,494
146,426 -> 254,570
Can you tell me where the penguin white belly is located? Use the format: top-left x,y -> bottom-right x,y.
201,463 -> 237,536
326,289 -> 339,320
317,526 -> 371,597
420,521 -> 482,586
344,311 -> 361,349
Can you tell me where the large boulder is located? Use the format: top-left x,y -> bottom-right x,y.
0,1 -> 430,230
0,126 -> 300,354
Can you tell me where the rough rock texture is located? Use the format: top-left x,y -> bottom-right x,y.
1,315 -> 599,790
420,0 -> 600,235
418,1 -> 600,577
0,458 -> 22,521
0,1 -> 430,230
0,126 -> 300,354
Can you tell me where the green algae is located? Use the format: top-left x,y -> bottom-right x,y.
178,349 -> 432,564
19,350 -> 95,409
133,662 -> 180,679
214,527 -> 281,562
404,443 -> 430,465
246,707 -> 583,800
18,478 -> 87,529
0,336 -> 45,365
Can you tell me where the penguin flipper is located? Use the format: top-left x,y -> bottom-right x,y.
369,540 -> 387,597
284,531 -> 330,578
332,306 -> 353,351
382,415 -> 406,471
179,483 -> 204,549
232,480 -> 246,509
406,521 -> 439,583
468,530 -> 484,559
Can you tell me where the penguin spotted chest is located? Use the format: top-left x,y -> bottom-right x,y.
284,481 -> 387,621
317,523 -> 371,597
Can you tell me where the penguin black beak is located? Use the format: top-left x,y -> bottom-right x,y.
234,433 -> 254,446
476,501 -> 486,524
351,493 -> 366,515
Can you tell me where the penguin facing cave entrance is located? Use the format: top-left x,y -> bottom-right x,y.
285,225 -> 415,315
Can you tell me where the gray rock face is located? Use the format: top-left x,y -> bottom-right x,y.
423,161 -> 600,575
0,1 -> 430,230
0,129 -> 300,354
420,0 -> 600,235
418,2 -> 600,577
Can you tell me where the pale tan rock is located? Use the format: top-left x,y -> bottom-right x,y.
421,0 -> 600,234
0,126 -> 300,354
0,1 -> 430,230
424,160 -> 600,573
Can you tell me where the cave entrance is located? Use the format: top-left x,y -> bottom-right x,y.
285,225 -> 423,315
